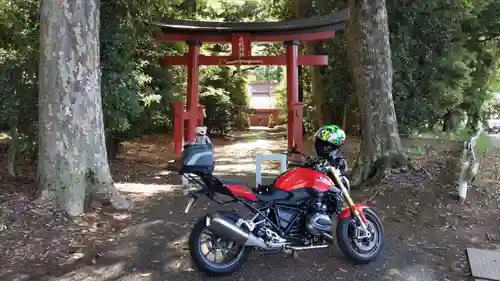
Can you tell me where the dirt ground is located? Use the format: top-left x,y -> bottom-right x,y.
1,127 -> 500,281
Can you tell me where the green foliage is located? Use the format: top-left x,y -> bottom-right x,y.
288,0 -> 500,136
0,0 -> 193,159
0,0 -> 263,164
321,30 -> 359,133
1,0 -> 499,166
99,0 -> 188,142
0,0 -> 39,158
253,66 -> 285,83
199,87 -> 233,134
385,0 -> 473,134
255,0 -> 292,21
199,65 -> 250,132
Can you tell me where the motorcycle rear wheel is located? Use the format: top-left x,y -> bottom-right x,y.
189,214 -> 253,276
336,208 -> 384,264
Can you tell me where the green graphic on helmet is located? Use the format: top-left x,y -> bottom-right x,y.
315,125 -> 346,146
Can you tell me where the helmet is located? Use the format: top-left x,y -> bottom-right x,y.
313,125 -> 346,157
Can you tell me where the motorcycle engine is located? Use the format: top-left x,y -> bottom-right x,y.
306,201 -> 333,236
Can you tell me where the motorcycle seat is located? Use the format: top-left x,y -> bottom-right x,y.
219,179 -> 251,188
219,179 -> 290,203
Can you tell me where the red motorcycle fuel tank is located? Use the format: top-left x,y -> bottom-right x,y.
273,167 -> 334,192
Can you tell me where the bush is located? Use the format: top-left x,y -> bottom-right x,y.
199,87 -> 232,135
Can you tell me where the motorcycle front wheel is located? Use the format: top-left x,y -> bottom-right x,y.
189,214 -> 253,276
336,208 -> 384,264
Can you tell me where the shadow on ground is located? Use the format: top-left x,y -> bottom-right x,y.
28,183 -> 449,281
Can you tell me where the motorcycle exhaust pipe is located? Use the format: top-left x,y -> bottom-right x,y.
205,213 -> 274,250
322,233 -> 335,243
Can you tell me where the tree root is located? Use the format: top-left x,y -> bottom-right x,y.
94,183 -> 133,211
35,169 -> 133,216
351,149 -> 410,188
90,170 -> 133,212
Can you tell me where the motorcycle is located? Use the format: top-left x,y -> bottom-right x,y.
179,144 -> 384,276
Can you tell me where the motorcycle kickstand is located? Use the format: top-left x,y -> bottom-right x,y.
284,248 -> 299,259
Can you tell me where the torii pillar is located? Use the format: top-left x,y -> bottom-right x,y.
285,40 -> 302,152
185,40 -> 201,144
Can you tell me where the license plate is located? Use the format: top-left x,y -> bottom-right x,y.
184,198 -> 195,214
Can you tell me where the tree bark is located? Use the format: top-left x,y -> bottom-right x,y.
105,134 -> 121,161
346,0 -> 408,187
442,110 -> 461,133
7,126 -> 18,177
37,0 -> 132,216
293,0 -> 324,128
305,43 -> 325,127
466,112 -> 480,133
342,102 -> 348,130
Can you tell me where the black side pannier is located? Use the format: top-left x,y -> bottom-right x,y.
180,143 -> 215,174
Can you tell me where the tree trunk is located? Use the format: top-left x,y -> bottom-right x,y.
188,0 -> 196,16
37,0 -> 132,216
346,0 -> 408,187
293,0 -> 323,129
466,112 -> 479,133
7,126 -> 18,177
305,43 -> 324,128
442,112 -> 451,132
342,102 -> 348,130
105,135 -> 121,161
427,118 -> 437,132
442,110 -> 460,133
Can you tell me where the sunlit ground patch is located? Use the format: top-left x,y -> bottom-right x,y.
384,264 -> 440,281
115,183 -> 179,202
47,262 -> 127,281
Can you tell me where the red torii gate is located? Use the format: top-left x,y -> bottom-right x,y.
153,10 -> 348,159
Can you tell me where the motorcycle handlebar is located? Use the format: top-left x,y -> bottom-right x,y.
289,149 -> 314,165
288,146 -> 346,172
288,145 -> 300,155
288,145 -> 309,159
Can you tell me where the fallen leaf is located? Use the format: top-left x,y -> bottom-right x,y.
68,253 -> 85,261
338,268 -> 348,273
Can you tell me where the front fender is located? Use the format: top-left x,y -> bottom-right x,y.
338,204 -> 370,224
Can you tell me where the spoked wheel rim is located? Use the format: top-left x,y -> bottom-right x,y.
346,219 -> 381,257
198,228 -> 246,268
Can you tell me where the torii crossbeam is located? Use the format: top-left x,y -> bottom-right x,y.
152,9 -> 348,159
